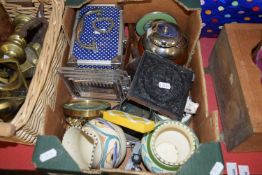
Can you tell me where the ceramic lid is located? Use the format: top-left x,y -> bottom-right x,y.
149,21 -> 187,49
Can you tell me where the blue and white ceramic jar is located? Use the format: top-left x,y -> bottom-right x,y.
141,120 -> 199,173
82,118 -> 127,169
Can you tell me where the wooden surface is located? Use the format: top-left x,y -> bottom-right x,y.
209,24 -> 262,152
201,38 -> 262,174
226,24 -> 262,133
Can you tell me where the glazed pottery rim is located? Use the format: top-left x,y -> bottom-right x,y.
143,132 -> 179,172
144,121 -> 198,170
81,125 -> 103,169
150,121 -> 197,166
135,11 -> 177,36
62,127 -> 99,170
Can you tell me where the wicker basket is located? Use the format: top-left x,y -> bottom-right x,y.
0,0 -> 65,144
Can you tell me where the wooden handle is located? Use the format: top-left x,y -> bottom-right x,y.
0,123 -> 16,137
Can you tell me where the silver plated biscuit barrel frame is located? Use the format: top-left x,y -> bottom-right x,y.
58,67 -> 131,102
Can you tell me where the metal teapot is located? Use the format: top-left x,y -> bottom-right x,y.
142,20 -> 187,62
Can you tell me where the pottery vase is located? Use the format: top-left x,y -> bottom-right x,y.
141,120 -> 199,173
62,127 -> 98,170
83,118 -> 127,169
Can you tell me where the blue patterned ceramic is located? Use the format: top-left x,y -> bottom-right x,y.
141,120 -> 199,173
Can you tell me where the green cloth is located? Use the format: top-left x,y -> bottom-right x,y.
32,136 -> 81,174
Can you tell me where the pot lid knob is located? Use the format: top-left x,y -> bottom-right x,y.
149,21 -> 187,49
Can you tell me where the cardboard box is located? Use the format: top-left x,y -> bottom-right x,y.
209,24 -> 262,152
32,0 -> 224,174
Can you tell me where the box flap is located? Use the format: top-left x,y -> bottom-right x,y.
177,142 -> 224,175
32,135 -> 81,173
65,0 -> 91,8
33,136 -> 223,174
65,0 -> 200,10
175,0 -> 200,10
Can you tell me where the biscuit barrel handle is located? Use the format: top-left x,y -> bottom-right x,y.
0,122 -> 16,137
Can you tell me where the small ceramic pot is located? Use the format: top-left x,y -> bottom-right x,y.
141,120 -> 199,173
83,118 -> 127,169
62,127 -> 98,170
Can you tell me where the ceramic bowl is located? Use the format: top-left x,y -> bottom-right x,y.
141,120 -> 199,173
84,118 -> 127,169
62,127 -> 98,170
